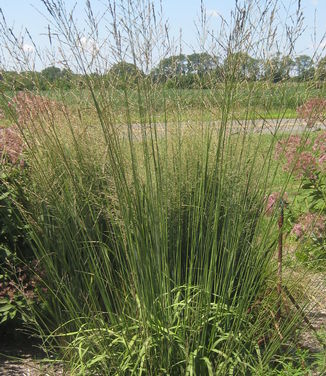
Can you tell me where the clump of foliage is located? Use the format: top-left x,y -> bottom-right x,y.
275,132 -> 326,266
0,125 -> 38,326
0,167 -> 36,325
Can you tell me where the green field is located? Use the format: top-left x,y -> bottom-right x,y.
2,81 -> 326,127
43,81 -> 326,122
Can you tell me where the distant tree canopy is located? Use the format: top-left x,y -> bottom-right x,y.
152,53 -> 218,79
263,53 -> 295,82
41,66 -> 62,82
315,56 -> 326,81
0,71 -> 41,91
295,55 -> 315,81
150,53 -> 221,88
1,52 -> 326,92
187,53 -> 218,75
107,62 -> 144,88
41,66 -> 74,89
224,52 -> 262,81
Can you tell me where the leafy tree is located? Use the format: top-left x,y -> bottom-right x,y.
152,54 -> 187,82
186,53 -> 218,75
41,66 -> 63,83
263,53 -> 294,82
315,56 -> 326,81
294,55 -> 314,81
56,68 -> 74,90
108,61 -> 144,88
224,52 -> 261,81
152,53 -> 221,87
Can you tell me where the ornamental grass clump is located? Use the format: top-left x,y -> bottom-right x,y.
0,0 -> 319,374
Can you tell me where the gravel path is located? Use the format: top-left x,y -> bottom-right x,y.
115,118 -> 326,137
0,332 -> 64,376
299,271 -> 326,353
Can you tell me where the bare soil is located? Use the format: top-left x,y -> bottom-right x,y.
0,329 -> 64,376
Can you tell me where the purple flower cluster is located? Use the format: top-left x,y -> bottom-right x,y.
313,132 -> 326,154
275,135 -> 303,160
0,125 -> 24,166
275,136 -> 318,179
291,151 -> 317,179
292,213 -> 325,239
297,98 -> 326,127
10,91 -> 65,125
313,132 -> 326,170
274,132 -> 326,245
275,131 -> 326,179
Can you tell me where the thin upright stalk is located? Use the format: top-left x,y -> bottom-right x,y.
277,201 -> 284,321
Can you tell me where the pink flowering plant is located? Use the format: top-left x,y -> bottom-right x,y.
297,98 -> 326,128
0,125 -> 25,166
275,132 -> 326,265
0,91 -> 66,128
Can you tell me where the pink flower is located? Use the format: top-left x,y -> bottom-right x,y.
9,91 -> 66,126
292,223 -> 304,238
291,151 -> 317,179
265,192 -> 288,216
275,136 -> 314,179
319,154 -> 326,166
275,135 -> 305,160
0,125 -> 24,165
297,98 -> 326,127
313,132 -> 326,154
293,213 -> 325,239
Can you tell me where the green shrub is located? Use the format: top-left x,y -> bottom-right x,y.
275,132 -> 326,266
0,166 -> 36,325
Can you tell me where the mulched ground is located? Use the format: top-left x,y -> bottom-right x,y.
0,328 -> 64,376
299,271 -> 326,351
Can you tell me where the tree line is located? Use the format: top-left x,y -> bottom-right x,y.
1,52 -> 326,91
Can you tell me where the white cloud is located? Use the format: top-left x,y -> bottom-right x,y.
311,0 -> 318,5
22,43 -> 35,53
80,36 -> 99,55
206,9 -> 222,19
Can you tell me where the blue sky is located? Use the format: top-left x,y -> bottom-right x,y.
0,0 -> 326,70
